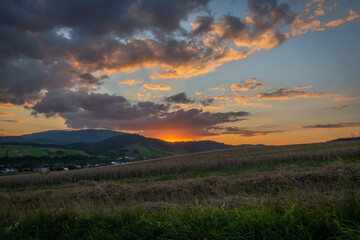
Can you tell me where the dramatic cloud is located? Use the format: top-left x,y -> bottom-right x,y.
0,0 -> 358,139
231,77 -> 265,91
117,80 -> 143,86
287,9 -> 359,38
0,0 -> 357,109
31,90 -> 249,135
0,0 -> 210,36
143,83 -> 171,91
301,122 -> 360,129
164,92 -> 195,104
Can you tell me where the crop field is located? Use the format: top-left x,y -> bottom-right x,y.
0,145 -> 88,158
0,141 -> 360,239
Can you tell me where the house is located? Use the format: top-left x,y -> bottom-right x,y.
40,168 -> 50,175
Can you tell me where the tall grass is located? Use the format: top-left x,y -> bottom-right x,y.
1,193 -> 359,240
0,142 -> 358,188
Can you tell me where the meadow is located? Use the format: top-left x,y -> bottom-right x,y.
0,145 -> 87,158
0,141 -> 359,239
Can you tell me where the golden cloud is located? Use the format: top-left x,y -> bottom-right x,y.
117,79 -> 143,86
143,83 -> 171,91
287,9 -> 359,38
0,103 -> 19,109
0,112 -> 14,116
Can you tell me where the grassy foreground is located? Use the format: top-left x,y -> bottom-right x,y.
0,141 -> 360,239
1,195 -> 360,240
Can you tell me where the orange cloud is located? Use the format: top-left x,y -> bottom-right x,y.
143,83 -> 171,91
234,97 -> 270,107
231,77 -> 265,91
332,96 -> 357,102
214,95 -> 233,103
137,92 -> 151,101
0,112 -> 14,116
292,86 -> 313,90
195,92 -> 202,95
288,9 -> 359,38
151,48 -> 248,79
117,79 -> 143,86
0,103 -> 18,109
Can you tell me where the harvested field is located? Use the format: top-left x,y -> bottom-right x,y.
1,141 -> 360,239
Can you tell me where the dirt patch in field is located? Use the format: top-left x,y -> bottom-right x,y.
13,149 -> 23,157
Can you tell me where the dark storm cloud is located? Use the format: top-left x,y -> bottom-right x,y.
31,90 -> 249,131
164,92 -> 215,107
210,0 -> 295,48
254,88 -> 336,100
217,15 -> 247,42
300,122 -> 360,129
247,0 -> 296,28
164,92 -> 195,104
213,126 -> 281,137
0,0 -> 301,107
79,73 -> 109,84
0,59 -> 108,105
191,16 -> 214,36
0,0 -> 212,101
2,0 -> 351,136
200,98 -> 215,106
0,0 -> 210,36
0,60 -> 77,105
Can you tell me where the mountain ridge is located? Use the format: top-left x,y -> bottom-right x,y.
0,129 -> 264,158
0,129 -> 127,145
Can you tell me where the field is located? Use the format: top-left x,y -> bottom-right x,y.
0,145 -> 88,158
0,141 -> 360,239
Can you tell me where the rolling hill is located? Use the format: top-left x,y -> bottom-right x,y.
65,134 -> 247,157
0,129 -> 264,159
0,129 -> 127,145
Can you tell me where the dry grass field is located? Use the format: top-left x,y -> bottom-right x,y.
1,141 -> 360,239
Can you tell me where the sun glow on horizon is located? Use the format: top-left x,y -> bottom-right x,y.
144,129 -> 197,143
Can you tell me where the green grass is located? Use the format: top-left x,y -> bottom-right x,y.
0,150 -> 7,158
1,194 -> 359,240
7,150 -> 18,158
0,145 -> 88,158
25,148 -> 47,157
135,146 -> 167,158
61,149 -> 87,156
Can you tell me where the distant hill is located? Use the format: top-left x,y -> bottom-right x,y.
66,134 -> 262,157
0,129 -> 127,145
0,129 -> 264,159
330,136 -> 360,142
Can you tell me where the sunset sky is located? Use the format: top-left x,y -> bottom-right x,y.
0,0 -> 359,145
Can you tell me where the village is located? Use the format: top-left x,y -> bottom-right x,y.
0,155 -> 142,174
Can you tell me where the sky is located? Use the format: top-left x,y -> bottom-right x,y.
0,0 -> 359,145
